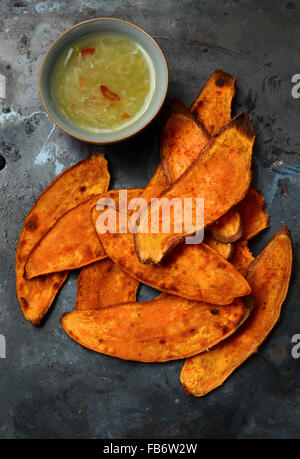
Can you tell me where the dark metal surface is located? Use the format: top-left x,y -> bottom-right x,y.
0,0 -> 300,439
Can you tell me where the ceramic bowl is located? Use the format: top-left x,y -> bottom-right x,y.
39,18 -> 168,144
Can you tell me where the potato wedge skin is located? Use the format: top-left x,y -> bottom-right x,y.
209,208 -> 243,243
75,259 -> 139,310
230,241 -> 254,277
16,154 -> 110,326
24,188 -> 143,278
92,207 -> 251,304
190,68 -> 236,137
135,113 -> 255,265
61,295 -> 251,362
204,234 -> 233,260
238,188 -> 270,240
180,226 -> 292,396
160,100 -> 209,182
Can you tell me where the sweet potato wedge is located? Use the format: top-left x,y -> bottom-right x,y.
75,259 -> 139,310
140,169 -> 241,250
190,70 -> 241,242
25,195 -> 106,278
209,208 -> 242,243
204,234 -> 233,260
160,99 -> 209,182
140,84 -> 230,204
238,188 -> 269,240
143,80 -> 238,244
92,207 -> 251,304
24,188 -> 142,278
135,113 -> 255,265
190,68 -> 236,136
139,163 -> 168,204
61,294 -> 252,362
180,226 -> 292,396
16,153 -> 110,325
161,95 -> 240,244
230,241 -> 254,277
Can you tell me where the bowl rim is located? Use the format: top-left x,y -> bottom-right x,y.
39,17 -> 169,145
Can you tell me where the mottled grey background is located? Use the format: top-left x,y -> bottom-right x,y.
0,0 -> 300,439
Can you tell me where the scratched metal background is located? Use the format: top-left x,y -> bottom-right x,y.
0,0 -> 300,439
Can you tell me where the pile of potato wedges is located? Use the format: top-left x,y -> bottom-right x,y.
16,69 -> 292,396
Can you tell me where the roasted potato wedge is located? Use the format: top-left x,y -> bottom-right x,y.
180,226 -> 292,396
92,207 -> 251,304
16,154 -> 110,325
238,188 -> 270,240
230,241 -> 254,277
139,163 -> 168,204
142,73 -> 238,244
75,259 -> 139,310
24,188 -> 142,278
204,234 -> 233,260
190,68 -> 236,136
161,87 -> 240,245
160,99 -> 209,182
191,70 -> 240,242
61,294 -> 252,362
209,208 -> 242,243
135,114 -> 255,265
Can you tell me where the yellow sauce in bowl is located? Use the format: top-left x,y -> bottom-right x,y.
51,32 -> 156,134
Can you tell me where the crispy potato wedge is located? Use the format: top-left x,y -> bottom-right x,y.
92,207 -> 251,304
139,165 -> 239,252
161,95 -> 240,245
140,164 -> 240,252
209,208 -> 242,243
75,259 -> 139,310
135,114 -> 255,265
140,85 -> 231,205
238,188 -> 270,240
139,163 -> 168,204
230,241 -> 254,277
61,294 -> 252,362
25,195 -> 106,278
180,226 -> 292,396
160,99 -> 209,182
190,68 -> 236,136
191,70 -> 240,242
138,102 -> 187,205
24,188 -> 142,278
16,154 -> 110,325
204,234 -> 233,260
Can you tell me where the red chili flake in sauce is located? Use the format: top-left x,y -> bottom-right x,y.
100,85 -> 120,101
81,48 -> 96,56
120,112 -> 130,119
